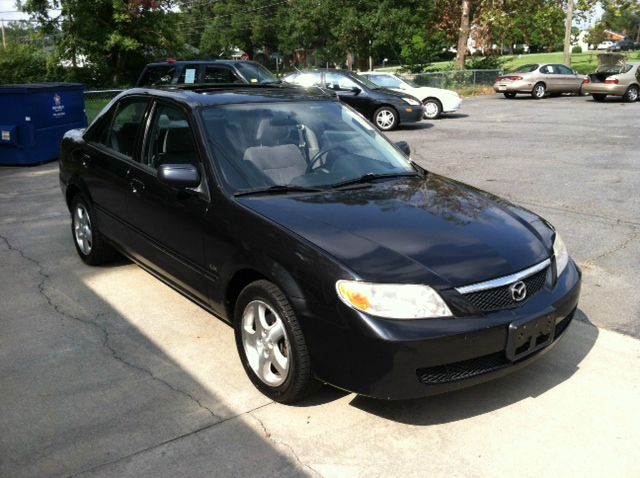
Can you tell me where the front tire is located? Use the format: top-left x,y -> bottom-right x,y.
373,106 -> 399,131
592,94 -> 606,102
532,82 -> 546,99
422,98 -> 442,119
234,280 -> 316,403
70,193 -> 117,266
623,85 -> 639,102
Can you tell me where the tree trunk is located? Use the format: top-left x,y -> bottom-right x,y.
562,0 -> 574,67
455,0 -> 471,70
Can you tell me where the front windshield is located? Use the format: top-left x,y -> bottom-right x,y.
235,62 -> 278,84
352,73 -> 381,89
201,101 -> 418,194
510,64 -> 539,73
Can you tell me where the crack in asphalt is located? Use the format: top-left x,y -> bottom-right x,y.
517,199 -> 640,229
582,230 -> 640,269
249,413 -> 324,478
0,233 -> 223,424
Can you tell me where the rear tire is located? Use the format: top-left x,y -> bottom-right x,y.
592,94 -> 606,102
503,92 -> 516,99
234,280 -> 317,403
70,193 -> 118,266
623,85 -> 639,102
531,83 -> 546,99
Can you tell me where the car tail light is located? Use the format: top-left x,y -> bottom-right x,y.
582,78 -> 590,84
604,78 -> 619,84
498,76 -> 522,81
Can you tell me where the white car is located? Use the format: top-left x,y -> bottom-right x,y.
597,41 -> 613,50
361,71 -> 462,119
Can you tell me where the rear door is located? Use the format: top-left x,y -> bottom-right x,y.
82,98 -> 151,246
539,65 -> 560,92
124,100 -> 212,303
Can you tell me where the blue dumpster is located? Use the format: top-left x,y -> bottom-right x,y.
0,83 -> 87,166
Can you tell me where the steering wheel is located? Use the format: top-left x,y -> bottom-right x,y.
306,145 -> 349,173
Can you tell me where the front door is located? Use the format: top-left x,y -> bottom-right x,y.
125,101 -> 212,303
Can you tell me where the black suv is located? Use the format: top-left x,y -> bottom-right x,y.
283,69 -> 423,131
136,60 -> 279,87
59,84 -> 580,403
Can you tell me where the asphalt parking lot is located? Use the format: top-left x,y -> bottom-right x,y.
1,94 -> 639,477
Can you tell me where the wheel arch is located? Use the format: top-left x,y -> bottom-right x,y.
224,263 -> 308,323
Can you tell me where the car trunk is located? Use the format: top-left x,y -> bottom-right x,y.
588,72 -> 613,83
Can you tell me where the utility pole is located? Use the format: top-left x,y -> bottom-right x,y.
1,18 -> 6,49
563,0 -> 575,67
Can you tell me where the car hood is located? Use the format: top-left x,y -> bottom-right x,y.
376,87 -> 421,102
392,86 -> 458,100
236,174 -> 553,288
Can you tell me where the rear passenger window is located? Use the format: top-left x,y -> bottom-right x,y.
144,105 -> 198,171
140,65 -> 175,86
101,100 -> 149,159
203,66 -> 242,84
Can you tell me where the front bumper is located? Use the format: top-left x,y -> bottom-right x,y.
307,260 -> 581,400
396,104 -> 424,124
442,96 -> 462,113
582,83 -> 628,96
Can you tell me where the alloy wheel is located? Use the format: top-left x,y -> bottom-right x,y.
73,204 -> 93,255
375,109 -> 396,130
241,300 -> 290,387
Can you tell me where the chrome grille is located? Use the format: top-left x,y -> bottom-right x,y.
462,267 -> 548,312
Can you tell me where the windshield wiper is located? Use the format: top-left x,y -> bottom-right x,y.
234,185 -> 323,197
330,172 -> 422,189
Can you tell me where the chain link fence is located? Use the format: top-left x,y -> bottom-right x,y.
84,89 -> 123,122
405,69 -> 502,91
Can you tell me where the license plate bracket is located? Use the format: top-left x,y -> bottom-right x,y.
498,85 -> 507,91
506,314 -> 555,362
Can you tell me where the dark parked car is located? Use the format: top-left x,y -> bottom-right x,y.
609,39 -> 635,52
136,59 -> 279,87
282,69 -> 423,131
59,85 -> 581,403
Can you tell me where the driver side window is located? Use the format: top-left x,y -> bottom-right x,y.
325,73 -> 357,91
144,104 -> 198,171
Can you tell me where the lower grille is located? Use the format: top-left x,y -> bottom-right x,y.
462,267 -> 549,312
416,309 -> 575,386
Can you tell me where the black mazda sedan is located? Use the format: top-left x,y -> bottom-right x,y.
283,69 -> 423,131
59,85 -> 581,403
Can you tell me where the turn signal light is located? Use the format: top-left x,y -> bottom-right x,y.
604,78 -> 619,84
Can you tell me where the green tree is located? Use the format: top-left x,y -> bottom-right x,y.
20,0 -> 183,86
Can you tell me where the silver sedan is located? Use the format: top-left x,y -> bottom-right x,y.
582,64 -> 640,102
493,63 -> 586,99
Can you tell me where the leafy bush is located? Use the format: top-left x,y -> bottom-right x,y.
465,55 -> 506,70
0,45 -> 48,84
572,46 -> 582,54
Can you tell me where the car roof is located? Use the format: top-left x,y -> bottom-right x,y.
116,85 -> 336,108
144,60 -> 258,67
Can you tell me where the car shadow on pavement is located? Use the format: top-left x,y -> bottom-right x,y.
349,309 -> 598,426
440,113 -> 469,119
0,163 -> 305,478
399,122 -> 434,131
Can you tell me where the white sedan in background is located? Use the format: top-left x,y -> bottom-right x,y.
361,71 -> 462,119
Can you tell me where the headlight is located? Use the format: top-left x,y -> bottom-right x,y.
553,232 -> 569,277
401,97 -> 421,106
336,280 -> 452,319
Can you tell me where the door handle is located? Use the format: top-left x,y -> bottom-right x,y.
130,178 -> 145,195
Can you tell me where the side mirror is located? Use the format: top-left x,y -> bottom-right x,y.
158,163 -> 201,189
350,86 -> 361,95
395,141 -> 411,156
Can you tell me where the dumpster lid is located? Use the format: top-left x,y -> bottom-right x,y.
0,83 -> 85,94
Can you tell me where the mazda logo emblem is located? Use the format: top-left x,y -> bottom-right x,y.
510,281 -> 527,302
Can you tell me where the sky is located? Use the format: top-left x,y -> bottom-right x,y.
0,0 -> 60,22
